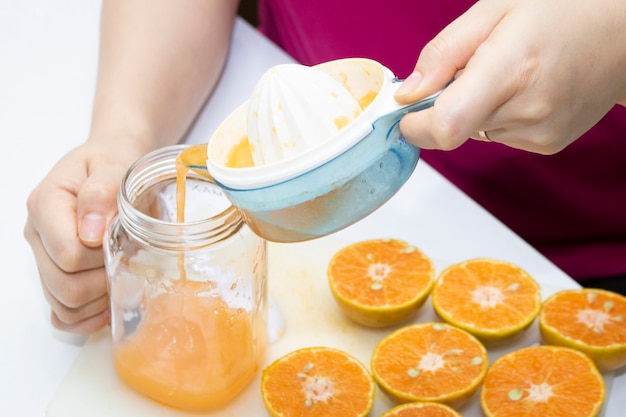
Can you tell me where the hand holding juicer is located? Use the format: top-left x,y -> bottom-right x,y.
180,58 -> 443,242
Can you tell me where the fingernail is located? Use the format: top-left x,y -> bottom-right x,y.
395,71 -> 423,97
79,213 -> 105,242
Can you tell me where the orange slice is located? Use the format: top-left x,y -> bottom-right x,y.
431,258 -> 541,343
260,347 -> 375,417
371,322 -> 488,409
380,401 -> 462,417
327,239 -> 434,327
480,345 -> 605,417
539,288 -> 626,372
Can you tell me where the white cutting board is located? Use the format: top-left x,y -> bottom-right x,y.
47,237 -> 614,417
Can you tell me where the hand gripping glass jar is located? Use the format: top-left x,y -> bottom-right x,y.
104,145 -> 267,411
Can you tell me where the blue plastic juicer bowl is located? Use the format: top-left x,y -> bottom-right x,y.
184,58 -> 442,242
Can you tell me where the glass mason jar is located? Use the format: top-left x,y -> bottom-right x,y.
104,145 -> 268,411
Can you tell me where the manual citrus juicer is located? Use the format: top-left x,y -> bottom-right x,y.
179,58 -> 443,243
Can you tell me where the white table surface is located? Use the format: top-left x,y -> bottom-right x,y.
1,1 -> 624,416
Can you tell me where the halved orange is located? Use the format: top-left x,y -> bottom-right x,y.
371,322 -> 488,409
260,347 -> 375,417
539,288 -> 626,372
327,239 -> 434,327
431,258 -> 541,343
480,345 -> 605,417
380,401 -> 462,417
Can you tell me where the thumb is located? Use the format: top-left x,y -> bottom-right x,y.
76,169 -> 121,247
394,1 -> 502,104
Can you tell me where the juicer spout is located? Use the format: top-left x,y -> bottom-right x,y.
177,143 -> 214,181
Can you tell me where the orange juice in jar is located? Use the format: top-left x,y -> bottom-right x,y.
104,145 -> 267,410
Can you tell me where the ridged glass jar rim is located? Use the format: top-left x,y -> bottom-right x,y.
117,144 -> 243,251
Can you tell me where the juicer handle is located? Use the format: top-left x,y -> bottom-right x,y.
371,80 -> 448,131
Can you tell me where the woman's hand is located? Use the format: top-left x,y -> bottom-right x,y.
395,0 -> 626,154
23,0 -> 238,334
24,140 -> 146,334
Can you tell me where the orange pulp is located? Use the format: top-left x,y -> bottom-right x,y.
113,282 -> 264,410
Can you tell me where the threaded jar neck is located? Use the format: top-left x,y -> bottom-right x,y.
117,145 -> 243,251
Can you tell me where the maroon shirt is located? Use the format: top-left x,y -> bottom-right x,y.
258,0 -> 626,282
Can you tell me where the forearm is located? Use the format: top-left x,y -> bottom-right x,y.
89,0 -> 239,152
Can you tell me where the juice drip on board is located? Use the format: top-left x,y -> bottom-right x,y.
111,151 -> 263,411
